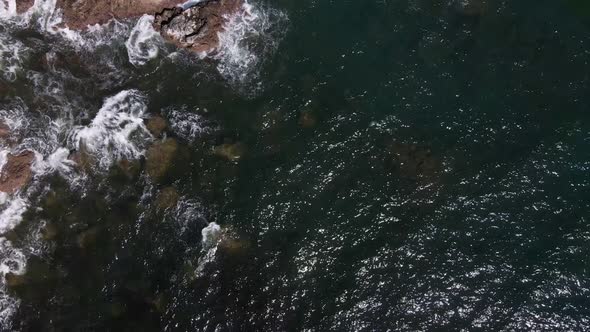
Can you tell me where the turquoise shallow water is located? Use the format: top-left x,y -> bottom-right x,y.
1,0 -> 590,330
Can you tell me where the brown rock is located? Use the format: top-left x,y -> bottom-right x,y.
213,142 -> 246,162
0,151 -> 34,193
155,186 -> 179,211
116,158 -> 141,180
145,138 -> 178,181
56,0 -> 185,30
16,0 -> 34,14
69,145 -> 94,173
154,0 -> 244,54
77,227 -> 99,249
145,116 -> 168,137
0,121 -> 10,140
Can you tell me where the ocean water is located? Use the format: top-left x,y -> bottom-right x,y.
1,0 -> 590,330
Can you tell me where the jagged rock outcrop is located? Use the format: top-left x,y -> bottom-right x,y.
55,0 -> 185,30
14,0 -> 243,54
0,150 -> 35,193
154,0 -> 244,54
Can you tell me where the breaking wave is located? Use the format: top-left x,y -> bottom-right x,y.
215,1 -> 288,86
126,15 -> 165,67
69,90 -> 152,170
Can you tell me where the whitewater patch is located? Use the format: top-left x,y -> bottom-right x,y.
69,90 -> 152,170
126,15 -> 165,67
0,194 -> 28,329
166,107 -> 215,143
215,2 -> 288,86
0,34 -> 26,81
0,237 -> 24,329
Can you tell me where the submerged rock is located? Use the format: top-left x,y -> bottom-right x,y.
154,0 -> 244,54
298,110 -> 318,128
213,142 -> 246,162
145,115 -> 168,138
384,142 -> 440,180
69,144 -> 95,173
0,150 -> 35,193
453,0 -> 488,16
4,272 -> 26,288
116,158 -> 141,180
0,120 -> 10,140
155,186 -> 180,211
77,227 -> 100,249
145,138 -> 179,181
41,223 -> 59,241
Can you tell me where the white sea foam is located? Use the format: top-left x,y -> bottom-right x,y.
0,0 -> 17,19
0,34 -> 25,81
69,90 -> 152,170
0,193 -> 28,329
126,15 -> 165,67
0,237 -> 24,329
201,222 -> 221,247
166,107 -> 214,143
215,2 -> 287,85
0,194 -> 27,234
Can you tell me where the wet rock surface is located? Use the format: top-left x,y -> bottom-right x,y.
0,150 -> 35,193
0,120 -> 10,140
15,0 -> 34,14
154,0 -> 244,54
55,0 -> 185,30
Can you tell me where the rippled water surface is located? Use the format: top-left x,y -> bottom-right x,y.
1,0 -> 590,330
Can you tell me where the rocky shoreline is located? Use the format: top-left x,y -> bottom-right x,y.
17,0 -> 244,54
0,0 -> 245,194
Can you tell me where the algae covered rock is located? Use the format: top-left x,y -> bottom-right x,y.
145,138 -> 179,181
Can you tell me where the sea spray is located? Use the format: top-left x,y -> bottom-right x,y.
126,15 -> 165,67
70,90 -> 152,170
215,1 -> 288,86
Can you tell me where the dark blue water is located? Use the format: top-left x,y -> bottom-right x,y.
1,0 -> 590,330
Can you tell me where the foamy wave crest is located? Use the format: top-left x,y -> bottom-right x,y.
215,2 -> 288,85
126,15 -> 165,66
70,90 -> 152,170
